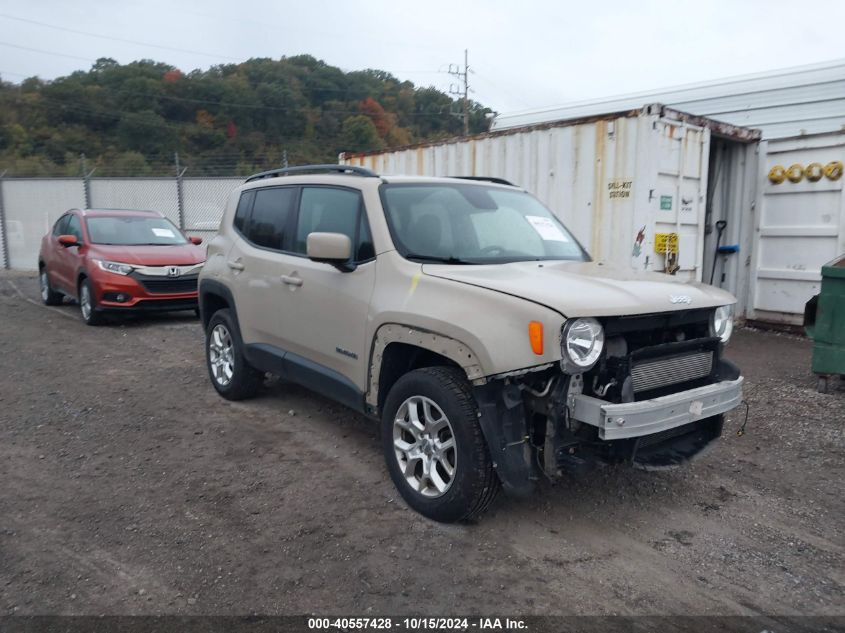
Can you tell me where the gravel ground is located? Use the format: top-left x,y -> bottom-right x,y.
0,271 -> 842,616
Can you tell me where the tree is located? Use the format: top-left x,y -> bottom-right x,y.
0,56 -> 492,173
110,151 -> 152,175
115,110 -> 175,155
359,97 -> 390,138
340,115 -> 384,153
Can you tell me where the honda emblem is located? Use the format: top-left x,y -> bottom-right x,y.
167,266 -> 180,277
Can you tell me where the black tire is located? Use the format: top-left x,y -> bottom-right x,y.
39,266 -> 63,306
381,366 -> 500,522
205,308 -> 263,400
78,278 -> 103,326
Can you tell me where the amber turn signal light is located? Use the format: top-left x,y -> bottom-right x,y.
528,321 -> 544,355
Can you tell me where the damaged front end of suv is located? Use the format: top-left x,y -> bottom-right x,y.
474,305 -> 743,497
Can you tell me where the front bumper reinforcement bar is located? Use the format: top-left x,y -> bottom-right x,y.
571,377 -> 743,440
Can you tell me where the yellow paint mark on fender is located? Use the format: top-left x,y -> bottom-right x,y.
409,272 -> 421,296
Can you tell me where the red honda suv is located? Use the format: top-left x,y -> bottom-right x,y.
38,208 -> 207,325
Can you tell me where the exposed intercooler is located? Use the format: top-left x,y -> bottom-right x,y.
631,350 -> 714,393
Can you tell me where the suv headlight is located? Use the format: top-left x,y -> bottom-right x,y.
711,305 -> 734,344
96,259 -> 134,275
561,317 -> 604,372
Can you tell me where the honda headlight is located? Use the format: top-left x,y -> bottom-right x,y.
561,317 -> 605,372
96,259 -> 134,275
711,305 -> 734,344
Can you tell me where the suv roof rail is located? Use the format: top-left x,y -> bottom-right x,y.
84,207 -> 157,212
245,164 -> 378,183
451,176 -> 516,187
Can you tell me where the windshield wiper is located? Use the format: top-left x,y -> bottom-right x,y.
404,253 -> 475,265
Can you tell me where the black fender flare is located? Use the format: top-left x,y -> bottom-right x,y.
473,381 -> 537,498
198,279 -> 240,333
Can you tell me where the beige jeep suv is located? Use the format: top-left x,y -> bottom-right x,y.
199,165 -> 743,522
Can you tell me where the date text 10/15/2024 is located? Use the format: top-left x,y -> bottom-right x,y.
308,617 -> 528,631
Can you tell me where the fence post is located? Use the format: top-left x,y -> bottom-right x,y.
80,153 -> 93,208
0,170 -> 9,269
175,152 -> 187,231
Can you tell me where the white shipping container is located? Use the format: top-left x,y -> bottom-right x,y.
749,132 -> 845,324
341,105 -> 760,314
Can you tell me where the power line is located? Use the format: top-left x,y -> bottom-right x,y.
1,61 -> 434,107
172,8 -> 445,55
471,67 -> 530,110
1,53 -> 466,117
0,41 -> 95,63
12,84 -> 466,121
0,13 -> 240,61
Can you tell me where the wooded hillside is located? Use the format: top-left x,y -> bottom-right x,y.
0,55 -> 493,176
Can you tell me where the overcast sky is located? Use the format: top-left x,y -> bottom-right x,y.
1,0 -> 844,115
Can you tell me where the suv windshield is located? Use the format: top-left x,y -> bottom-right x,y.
86,216 -> 188,246
381,183 -> 588,264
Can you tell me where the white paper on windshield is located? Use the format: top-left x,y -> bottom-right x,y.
152,227 -> 175,238
525,215 -> 569,242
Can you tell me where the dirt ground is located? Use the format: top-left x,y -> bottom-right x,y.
0,270 -> 842,617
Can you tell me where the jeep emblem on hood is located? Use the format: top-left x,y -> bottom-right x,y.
669,294 -> 692,304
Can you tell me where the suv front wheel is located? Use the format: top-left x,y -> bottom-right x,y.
79,278 -> 103,326
381,367 -> 500,522
39,267 -> 63,306
205,308 -> 263,400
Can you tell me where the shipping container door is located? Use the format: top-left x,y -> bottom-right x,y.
649,118 -> 710,282
750,133 -> 845,324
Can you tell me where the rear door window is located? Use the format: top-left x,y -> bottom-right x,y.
233,191 -> 255,235
243,187 -> 297,251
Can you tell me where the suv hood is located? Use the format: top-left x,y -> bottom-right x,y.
423,260 -> 736,317
88,244 -> 206,266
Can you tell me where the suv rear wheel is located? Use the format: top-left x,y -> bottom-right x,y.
39,267 -> 63,306
205,308 -> 263,400
381,366 -> 500,522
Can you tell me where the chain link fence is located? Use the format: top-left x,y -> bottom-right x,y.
0,175 -> 244,270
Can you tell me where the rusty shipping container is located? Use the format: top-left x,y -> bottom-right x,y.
340,104 -> 761,317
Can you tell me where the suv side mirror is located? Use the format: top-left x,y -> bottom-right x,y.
58,234 -> 79,247
189,236 -> 203,245
307,232 -> 353,270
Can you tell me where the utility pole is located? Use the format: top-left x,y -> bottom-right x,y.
448,49 -> 470,136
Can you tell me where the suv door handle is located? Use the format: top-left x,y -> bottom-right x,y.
227,259 -> 245,271
281,274 -> 303,287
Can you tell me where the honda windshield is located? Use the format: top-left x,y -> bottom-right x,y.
86,216 -> 188,246
380,183 -> 589,264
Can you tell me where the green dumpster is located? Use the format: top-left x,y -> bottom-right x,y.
804,254 -> 845,393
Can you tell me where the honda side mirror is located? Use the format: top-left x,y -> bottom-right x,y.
58,234 -> 79,247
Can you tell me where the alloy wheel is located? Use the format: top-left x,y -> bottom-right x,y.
40,272 -> 49,301
392,395 -> 457,498
80,284 -> 92,320
208,324 -> 235,387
